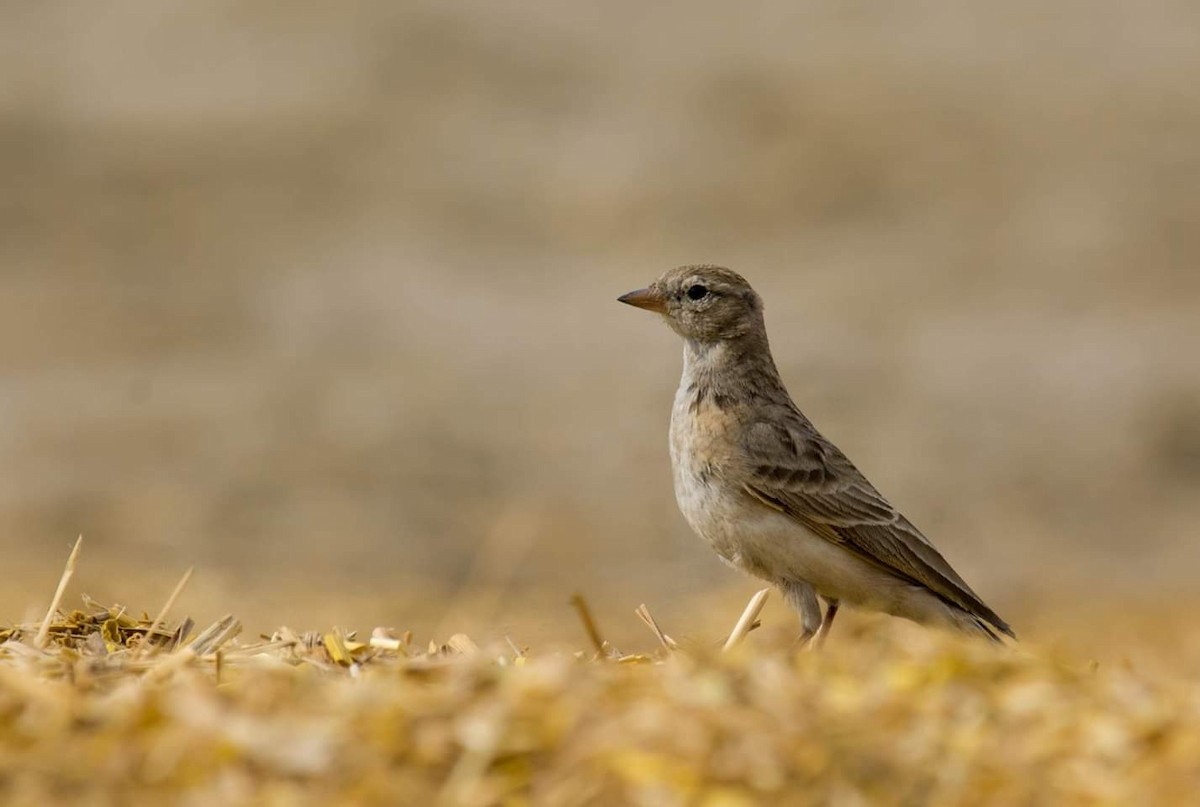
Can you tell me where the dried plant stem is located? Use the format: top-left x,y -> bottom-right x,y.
635,603 -> 678,651
34,536 -> 82,649
137,567 -> 193,659
369,634 -> 404,652
723,588 -> 771,652
188,614 -> 242,656
570,593 -> 606,657
323,628 -> 352,666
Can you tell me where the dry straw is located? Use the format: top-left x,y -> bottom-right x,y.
722,587 -> 770,651
34,535 -> 81,648
4,551 -> 1199,804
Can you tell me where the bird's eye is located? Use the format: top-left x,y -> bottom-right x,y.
686,284 -> 709,301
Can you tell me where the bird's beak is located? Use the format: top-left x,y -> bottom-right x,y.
617,287 -> 668,314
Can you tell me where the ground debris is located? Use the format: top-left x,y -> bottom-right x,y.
0,593 -> 1198,806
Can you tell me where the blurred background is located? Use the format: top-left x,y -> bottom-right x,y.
2,2 -> 1198,654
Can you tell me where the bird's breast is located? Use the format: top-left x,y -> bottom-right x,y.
669,379 -> 746,557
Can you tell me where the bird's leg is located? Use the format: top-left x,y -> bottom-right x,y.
780,580 -> 822,648
814,597 -> 839,648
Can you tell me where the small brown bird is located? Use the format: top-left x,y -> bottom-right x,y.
619,265 -> 1014,645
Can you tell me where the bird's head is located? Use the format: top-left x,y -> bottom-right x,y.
618,265 -> 764,343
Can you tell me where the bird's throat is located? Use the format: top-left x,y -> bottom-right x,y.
681,335 -> 786,411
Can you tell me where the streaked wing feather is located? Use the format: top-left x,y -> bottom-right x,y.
742,415 -> 1014,638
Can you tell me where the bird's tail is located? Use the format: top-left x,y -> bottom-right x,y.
955,609 -> 1016,644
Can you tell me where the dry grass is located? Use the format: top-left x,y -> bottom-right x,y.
2,559 -> 1198,806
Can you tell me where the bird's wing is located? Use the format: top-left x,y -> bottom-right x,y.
740,412 -> 1013,638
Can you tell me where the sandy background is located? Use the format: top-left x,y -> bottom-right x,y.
2,2 -> 1198,651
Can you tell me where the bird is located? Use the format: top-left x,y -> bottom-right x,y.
618,265 -> 1014,646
